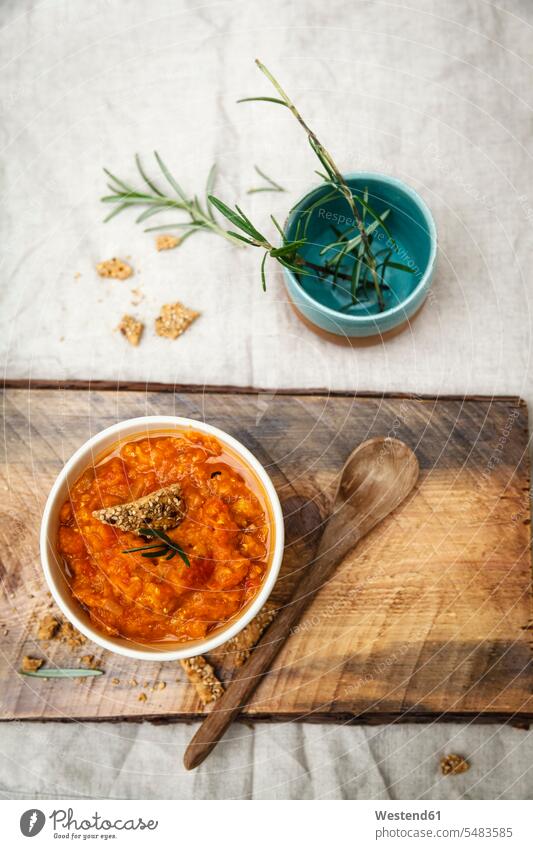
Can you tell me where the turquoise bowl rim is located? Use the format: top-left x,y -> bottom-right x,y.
283,171 -> 438,326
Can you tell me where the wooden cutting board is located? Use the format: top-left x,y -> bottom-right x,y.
0,384 -> 531,724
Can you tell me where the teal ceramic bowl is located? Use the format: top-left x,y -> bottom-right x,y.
282,172 -> 437,341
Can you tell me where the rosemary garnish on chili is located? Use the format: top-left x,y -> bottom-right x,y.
122,527 -> 190,567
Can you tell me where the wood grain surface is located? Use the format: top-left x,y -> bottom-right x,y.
0,386 -> 531,724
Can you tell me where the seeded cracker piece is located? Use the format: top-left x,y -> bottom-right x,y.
22,656 -> 44,672
211,602 -> 277,668
38,613 -> 60,641
79,654 -> 100,669
58,621 -> 86,648
180,656 -> 224,704
155,301 -> 200,340
440,754 -> 470,776
118,314 -> 144,347
96,258 -> 133,280
156,234 -> 181,251
93,483 -> 185,533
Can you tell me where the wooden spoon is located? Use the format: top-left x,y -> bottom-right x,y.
183,437 -> 419,770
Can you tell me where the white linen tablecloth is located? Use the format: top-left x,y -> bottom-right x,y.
1,0 -> 532,799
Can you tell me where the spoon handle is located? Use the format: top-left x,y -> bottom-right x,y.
183,513 -> 361,770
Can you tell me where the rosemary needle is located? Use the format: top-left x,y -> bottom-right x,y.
20,668 -> 104,678
247,165 -> 286,194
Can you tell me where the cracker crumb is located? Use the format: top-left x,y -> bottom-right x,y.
22,656 -> 43,672
93,483 -> 185,533
73,272 -> 82,280
213,602 -> 277,667
155,301 -> 200,340
96,258 -> 133,280
111,677 -> 120,686
130,288 -> 144,306
180,656 -> 223,704
38,613 -> 60,641
129,678 -> 138,687
440,754 -> 470,776
156,234 -> 181,251
153,681 -> 166,691
79,654 -> 100,669
118,314 -> 144,347
138,692 -> 148,702
58,621 -> 86,649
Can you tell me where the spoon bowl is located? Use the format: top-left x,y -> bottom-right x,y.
320,438 -> 419,562
336,437 -> 419,512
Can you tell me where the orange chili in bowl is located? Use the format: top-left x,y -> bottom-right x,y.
57,431 -> 270,644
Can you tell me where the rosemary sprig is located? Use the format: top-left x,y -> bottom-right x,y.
20,668 -> 104,678
199,60 -> 414,309
99,66 -> 414,311
122,527 -> 190,567
101,154 -> 242,246
236,59 -> 392,310
247,165 -> 286,194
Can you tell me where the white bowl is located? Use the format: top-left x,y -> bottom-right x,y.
40,416 -> 285,661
